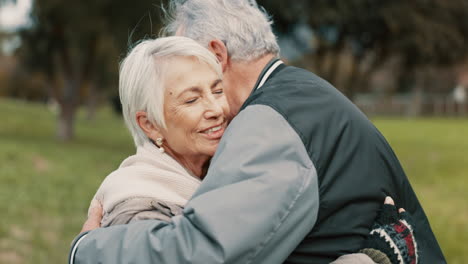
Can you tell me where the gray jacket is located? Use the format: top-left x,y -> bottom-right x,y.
100,198 -> 375,263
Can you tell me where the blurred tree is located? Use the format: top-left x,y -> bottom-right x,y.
259,0 -> 468,102
0,0 -> 15,4
15,0 -> 167,141
6,0 -> 468,138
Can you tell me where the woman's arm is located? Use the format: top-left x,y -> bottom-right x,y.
332,197 -> 418,264
359,197 -> 418,264
99,198 -> 184,227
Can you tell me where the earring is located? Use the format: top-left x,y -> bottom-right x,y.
155,138 -> 165,153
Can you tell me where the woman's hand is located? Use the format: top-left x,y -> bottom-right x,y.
360,196 -> 418,264
80,199 -> 103,233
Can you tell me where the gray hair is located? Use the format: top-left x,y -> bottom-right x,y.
162,0 -> 280,61
119,36 -> 222,147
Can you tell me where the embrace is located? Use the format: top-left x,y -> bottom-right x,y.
69,1 -> 445,263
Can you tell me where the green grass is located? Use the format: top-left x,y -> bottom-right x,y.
372,117 -> 468,263
0,98 -> 466,263
0,98 -> 134,263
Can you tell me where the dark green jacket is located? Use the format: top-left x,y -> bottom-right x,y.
245,59 -> 445,263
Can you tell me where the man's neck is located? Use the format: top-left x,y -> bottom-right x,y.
225,53 -> 277,116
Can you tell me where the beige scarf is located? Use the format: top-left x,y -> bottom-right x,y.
90,141 -> 201,224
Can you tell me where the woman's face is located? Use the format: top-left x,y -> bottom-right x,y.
160,56 -> 229,159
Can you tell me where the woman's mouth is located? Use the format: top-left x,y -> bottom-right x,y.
200,123 -> 225,139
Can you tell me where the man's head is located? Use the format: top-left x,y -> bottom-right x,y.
163,0 -> 280,117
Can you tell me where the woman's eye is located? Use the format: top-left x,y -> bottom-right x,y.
185,98 -> 197,104
213,89 -> 223,94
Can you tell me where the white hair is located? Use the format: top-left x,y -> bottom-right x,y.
162,0 -> 280,61
119,36 -> 222,147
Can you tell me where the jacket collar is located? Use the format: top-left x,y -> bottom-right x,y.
238,57 -> 285,112
252,58 -> 284,91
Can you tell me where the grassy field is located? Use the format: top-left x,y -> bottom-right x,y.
0,98 -> 466,263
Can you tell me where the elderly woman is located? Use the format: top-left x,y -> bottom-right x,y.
81,36 -> 418,264
90,36 -> 228,226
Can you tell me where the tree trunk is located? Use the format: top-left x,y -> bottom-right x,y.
408,69 -> 426,117
409,85 -> 424,116
57,101 -> 76,141
86,81 -> 97,121
56,71 -> 79,141
82,37 -> 98,121
344,56 -> 360,102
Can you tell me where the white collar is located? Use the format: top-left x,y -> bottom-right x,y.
256,60 -> 284,90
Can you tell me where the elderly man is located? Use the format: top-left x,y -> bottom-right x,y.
70,0 -> 445,263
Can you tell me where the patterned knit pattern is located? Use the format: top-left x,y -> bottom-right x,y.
360,204 -> 419,264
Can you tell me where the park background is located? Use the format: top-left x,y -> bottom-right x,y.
0,0 -> 467,263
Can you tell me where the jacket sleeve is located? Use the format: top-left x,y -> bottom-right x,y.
70,104 -> 320,264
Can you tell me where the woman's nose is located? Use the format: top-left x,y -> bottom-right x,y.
203,96 -> 224,119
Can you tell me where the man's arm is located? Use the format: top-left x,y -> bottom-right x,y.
71,105 -> 320,264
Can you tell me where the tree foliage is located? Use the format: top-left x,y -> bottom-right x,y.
259,0 -> 468,98
6,0 -> 468,140
262,0 -> 468,65
14,0 -> 167,140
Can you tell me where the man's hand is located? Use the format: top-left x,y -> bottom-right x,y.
81,199 -> 103,233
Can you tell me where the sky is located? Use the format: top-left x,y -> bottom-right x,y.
0,0 -> 31,54
0,0 -> 32,31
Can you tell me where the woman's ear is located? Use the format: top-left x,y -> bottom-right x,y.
136,111 -> 162,140
208,39 -> 229,72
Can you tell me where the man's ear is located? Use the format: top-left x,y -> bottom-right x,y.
136,111 -> 162,140
208,39 -> 229,72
